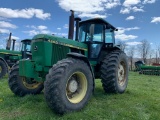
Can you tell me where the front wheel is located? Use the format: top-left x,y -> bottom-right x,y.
100,50 -> 129,93
8,63 -> 44,97
0,60 -> 8,79
44,58 -> 93,114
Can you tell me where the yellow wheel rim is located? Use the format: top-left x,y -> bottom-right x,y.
118,61 -> 126,86
66,72 -> 87,104
21,77 -> 42,89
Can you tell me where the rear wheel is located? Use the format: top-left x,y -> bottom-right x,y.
44,58 -> 93,114
8,63 -> 44,96
100,50 -> 128,93
0,60 -> 8,79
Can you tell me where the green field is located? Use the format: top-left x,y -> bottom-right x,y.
0,72 -> 160,120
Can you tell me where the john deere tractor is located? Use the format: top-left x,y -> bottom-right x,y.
0,33 -> 31,79
9,11 -> 128,114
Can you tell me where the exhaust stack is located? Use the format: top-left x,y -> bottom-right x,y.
68,10 -> 74,40
6,32 -> 12,50
12,39 -> 16,51
74,17 -> 81,41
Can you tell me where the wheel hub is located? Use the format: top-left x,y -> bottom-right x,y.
68,79 -> 78,93
118,64 -> 125,86
66,72 -> 87,104
21,77 -> 42,89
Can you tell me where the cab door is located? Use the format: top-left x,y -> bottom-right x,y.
85,24 -> 105,59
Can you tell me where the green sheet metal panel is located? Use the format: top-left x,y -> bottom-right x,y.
9,55 -> 21,60
33,34 -> 88,51
0,49 -> 21,56
31,41 -> 44,65
44,42 -> 52,66
19,60 -> 35,78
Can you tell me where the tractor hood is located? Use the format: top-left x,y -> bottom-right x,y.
0,49 -> 21,56
30,34 -> 88,67
32,34 -> 88,51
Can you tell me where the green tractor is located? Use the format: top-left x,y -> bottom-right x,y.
8,11 -> 129,114
134,60 -> 145,72
0,33 -> 31,78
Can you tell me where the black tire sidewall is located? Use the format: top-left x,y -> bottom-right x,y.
0,60 -> 7,78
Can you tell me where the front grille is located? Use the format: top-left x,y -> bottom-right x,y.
51,44 -> 69,64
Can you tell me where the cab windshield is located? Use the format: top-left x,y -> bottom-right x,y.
21,41 -> 31,52
79,23 -> 104,42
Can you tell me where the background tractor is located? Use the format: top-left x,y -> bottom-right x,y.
9,11 -> 129,114
0,33 -> 31,78
134,60 -> 145,72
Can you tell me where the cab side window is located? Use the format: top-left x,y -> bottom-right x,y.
105,29 -> 114,43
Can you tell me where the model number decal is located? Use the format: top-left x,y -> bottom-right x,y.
48,40 -> 87,51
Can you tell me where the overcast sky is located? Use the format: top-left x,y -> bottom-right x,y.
0,0 -> 160,50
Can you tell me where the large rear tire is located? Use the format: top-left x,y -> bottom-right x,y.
44,58 -> 93,114
100,50 -> 128,93
0,59 -> 8,79
8,63 -> 44,96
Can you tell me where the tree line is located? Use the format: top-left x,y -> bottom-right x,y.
119,40 -> 160,70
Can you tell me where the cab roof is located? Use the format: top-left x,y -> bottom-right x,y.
79,18 -> 116,30
21,39 -> 31,42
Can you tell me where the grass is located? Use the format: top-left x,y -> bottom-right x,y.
0,72 -> 160,120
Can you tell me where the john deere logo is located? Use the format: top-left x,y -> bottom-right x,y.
34,46 -> 38,51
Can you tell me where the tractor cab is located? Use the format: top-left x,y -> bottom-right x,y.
79,18 -> 117,59
21,39 -> 31,59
